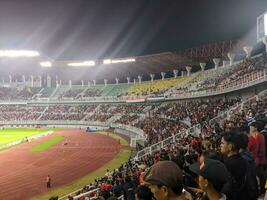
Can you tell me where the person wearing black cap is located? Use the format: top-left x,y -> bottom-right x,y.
142,161 -> 188,200
189,159 -> 228,200
220,132 -> 258,200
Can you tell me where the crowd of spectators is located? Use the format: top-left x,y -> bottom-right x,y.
62,92 -> 267,200
166,54 -> 267,98
0,87 -> 40,100
83,88 -> 102,97
63,89 -> 84,98
0,105 -> 45,121
0,97 -> 244,147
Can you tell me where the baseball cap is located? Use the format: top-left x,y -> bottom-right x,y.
189,159 -> 228,187
249,120 -> 265,132
142,161 -> 183,190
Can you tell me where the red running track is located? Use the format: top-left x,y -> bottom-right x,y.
0,129 -> 122,200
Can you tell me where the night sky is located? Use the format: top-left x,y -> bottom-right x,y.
0,0 -> 267,60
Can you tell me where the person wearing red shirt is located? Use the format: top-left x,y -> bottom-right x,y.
250,120 -> 266,195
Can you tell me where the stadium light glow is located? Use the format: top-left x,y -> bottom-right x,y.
67,61 -> 95,67
0,50 -> 39,57
103,58 -> 135,64
40,61 -> 52,67
103,59 -> 112,64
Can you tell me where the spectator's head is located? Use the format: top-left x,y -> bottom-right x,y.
199,150 -> 222,165
220,131 -> 242,156
135,185 -> 155,200
189,159 -> 228,193
142,161 -> 184,200
238,122 -> 250,134
249,120 -> 265,133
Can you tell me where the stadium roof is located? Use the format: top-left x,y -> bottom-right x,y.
0,0 -> 267,60
0,52 -> 198,82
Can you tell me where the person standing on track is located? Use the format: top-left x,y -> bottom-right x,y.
46,175 -> 51,188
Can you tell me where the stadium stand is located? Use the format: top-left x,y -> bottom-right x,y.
0,48 -> 267,200
126,76 -> 192,97
0,87 -> 41,100
39,87 -> 56,98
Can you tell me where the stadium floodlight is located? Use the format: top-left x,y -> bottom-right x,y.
40,61 -> 52,67
103,59 -> 112,64
67,60 -> 95,67
103,58 -> 135,64
0,50 -> 39,57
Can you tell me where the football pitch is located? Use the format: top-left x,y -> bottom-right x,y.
0,128 -> 58,146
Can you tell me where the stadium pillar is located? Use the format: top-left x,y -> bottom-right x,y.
81,80 -> 84,87
31,75 -> 34,87
22,75 -> 26,84
59,79 -> 62,86
227,53 -> 235,66
262,36 -> 267,53
223,60 -> 228,68
88,81 -> 91,87
69,80 -> 72,88
9,74 -> 12,83
186,66 -> 192,76
161,72 -> 166,80
47,76 -> 51,88
138,75 -> 142,84
39,76 -> 42,87
93,80 -> 96,86
200,63 -> 206,72
104,79 -> 108,86
243,46 -> 253,58
127,77 -> 130,84
56,80 -> 59,87
213,58 -> 220,70
173,69 -> 178,78
150,74 -> 154,82
181,71 -> 185,77
115,78 -> 119,85
134,78 -> 136,84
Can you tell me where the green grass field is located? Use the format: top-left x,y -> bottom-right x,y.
0,128 -> 58,146
32,132 -> 131,200
30,136 -> 64,152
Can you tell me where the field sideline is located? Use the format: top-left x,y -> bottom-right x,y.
0,128 -> 58,146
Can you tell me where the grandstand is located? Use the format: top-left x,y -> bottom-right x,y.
1,2 -> 267,199
0,44 -> 266,199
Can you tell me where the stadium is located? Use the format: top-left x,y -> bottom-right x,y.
0,1 -> 267,200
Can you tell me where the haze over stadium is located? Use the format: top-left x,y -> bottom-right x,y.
0,0 -> 267,200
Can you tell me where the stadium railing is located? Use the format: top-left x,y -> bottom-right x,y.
58,188 -> 99,200
209,88 -> 267,127
135,123 -> 201,159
